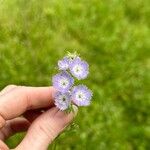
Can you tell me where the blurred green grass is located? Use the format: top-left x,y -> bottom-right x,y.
0,0 -> 150,149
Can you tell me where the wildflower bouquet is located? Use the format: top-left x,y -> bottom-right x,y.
52,52 -> 93,111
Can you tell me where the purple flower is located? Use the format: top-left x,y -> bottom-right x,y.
54,92 -> 71,110
71,85 -> 92,106
58,57 -> 70,70
52,71 -> 74,93
58,56 -> 81,71
69,57 -> 89,80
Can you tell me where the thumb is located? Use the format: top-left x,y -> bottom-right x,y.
15,105 -> 78,150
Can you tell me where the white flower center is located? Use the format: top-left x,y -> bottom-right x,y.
59,78 -> 69,88
59,95 -> 67,102
76,91 -> 85,101
73,65 -> 83,75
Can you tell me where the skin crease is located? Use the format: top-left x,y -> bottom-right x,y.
0,85 -> 78,150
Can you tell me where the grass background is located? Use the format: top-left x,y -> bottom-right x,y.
0,0 -> 149,149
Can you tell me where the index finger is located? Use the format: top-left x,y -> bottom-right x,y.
0,86 -> 56,128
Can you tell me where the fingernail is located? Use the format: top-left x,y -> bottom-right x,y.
72,105 -> 78,116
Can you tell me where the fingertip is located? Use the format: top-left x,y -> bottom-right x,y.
55,105 -> 78,126
65,105 -> 78,123
16,106 -> 77,150
49,87 -> 57,99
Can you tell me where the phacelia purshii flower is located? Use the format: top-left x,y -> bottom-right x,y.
71,85 -> 92,106
58,57 -> 70,71
52,71 -> 74,93
69,57 -> 89,80
52,52 -> 93,111
54,92 -> 71,110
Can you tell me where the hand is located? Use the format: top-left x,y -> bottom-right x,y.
0,85 -> 78,150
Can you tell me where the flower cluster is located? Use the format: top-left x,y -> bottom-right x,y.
52,52 -> 93,111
